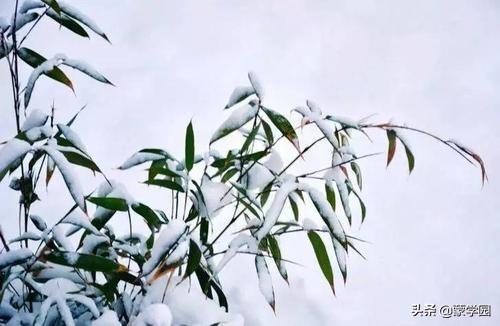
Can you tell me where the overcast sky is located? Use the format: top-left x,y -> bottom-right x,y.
1,0 -> 499,325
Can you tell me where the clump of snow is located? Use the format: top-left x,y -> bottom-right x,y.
197,176 -> 232,219
21,109 -> 49,131
131,303 -> 172,326
62,209 -> 101,235
225,86 -> 255,109
255,176 -> 298,241
0,139 -> 32,175
216,234 -> 258,273
25,125 -> 52,142
248,71 -> 265,101
302,218 -> 318,231
142,220 -> 187,275
0,248 -> 33,269
52,225 -> 74,251
92,310 -> 120,326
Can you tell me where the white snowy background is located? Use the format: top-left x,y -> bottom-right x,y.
1,0 -> 499,325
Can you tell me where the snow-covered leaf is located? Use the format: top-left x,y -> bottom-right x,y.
255,255 -> 275,311
58,0 -> 110,42
210,100 -> 259,144
302,185 -> 347,246
43,144 -> 86,212
255,177 -> 298,241
62,58 -> 112,84
248,71 -> 264,101
225,86 -> 255,109
18,47 -> 74,91
46,9 -> 89,38
21,109 -> 49,132
9,232 -> 41,243
30,214 -> 47,231
0,139 -> 32,182
0,248 -> 33,269
118,150 -> 167,170
142,220 -> 187,275
332,237 -> 347,283
57,124 -> 87,153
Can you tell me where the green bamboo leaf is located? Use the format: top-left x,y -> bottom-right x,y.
386,129 -> 397,166
350,162 -> 363,190
261,119 -> 274,145
42,0 -> 61,15
18,48 -> 74,91
267,236 -> 288,283
131,202 -> 162,229
241,123 -> 261,153
260,182 -> 273,207
289,196 -> 299,221
222,168 -> 238,183
144,179 -> 184,192
45,252 -> 138,285
325,182 -> 336,211
183,240 -> 201,280
46,10 -> 89,38
88,197 -> 128,211
307,231 -> 335,295
262,106 -> 300,153
185,121 -> 195,171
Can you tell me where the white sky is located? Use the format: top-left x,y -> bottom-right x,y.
1,0 -> 499,325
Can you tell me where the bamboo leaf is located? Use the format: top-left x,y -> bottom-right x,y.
88,197 -> 128,211
185,121 -> 195,171
307,231 -> 335,295
386,129 -> 397,166
183,240 -> 201,280
144,179 -> 184,193
18,47 -> 74,91
131,202 -> 162,229
262,107 -> 300,153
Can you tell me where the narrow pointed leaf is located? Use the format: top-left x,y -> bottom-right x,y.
185,121 -> 195,171
262,107 -> 300,153
307,231 -> 335,294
